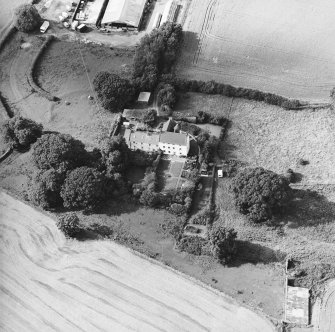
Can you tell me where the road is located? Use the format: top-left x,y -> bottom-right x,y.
0,192 -> 276,332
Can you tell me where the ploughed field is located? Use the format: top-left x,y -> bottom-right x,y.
178,0 -> 335,101
0,192 -> 275,332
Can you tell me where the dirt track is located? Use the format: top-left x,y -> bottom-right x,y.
0,192 -> 276,332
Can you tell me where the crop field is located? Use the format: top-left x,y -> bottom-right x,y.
178,0 -> 335,101
0,192 -> 276,332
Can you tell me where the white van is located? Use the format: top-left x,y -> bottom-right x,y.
218,169 -> 223,178
40,21 -> 49,33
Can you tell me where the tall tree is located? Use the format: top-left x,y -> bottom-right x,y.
231,167 -> 292,222
14,4 -> 41,32
32,133 -> 88,171
61,167 -> 108,212
93,72 -> 134,112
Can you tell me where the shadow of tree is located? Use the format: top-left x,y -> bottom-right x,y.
277,189 -> 335,228
230,240 -> 286,267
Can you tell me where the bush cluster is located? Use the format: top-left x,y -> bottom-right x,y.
29,133 -> 130,212
2,116 -> 42,149
177,236 -> 207,256
57,213 -> 81,238
230,167 -> 292,223
133,22 -> 183,90
197,111 -> 228,126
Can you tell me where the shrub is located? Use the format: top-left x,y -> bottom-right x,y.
157,84 -> 177,108
93,72 -> 134,112
32,133 -> 88,171
178,236 -> 207,256
2,116 -> 42,149
209,224 -> 237,264
190,205 -> 213,225
61,167 -> 108,212
142,109 -> 157,127
129,150 -> 158,167
57,213 -> 81,238
169,203 -> 186,216
14,4 -> 41,32
231,167 -> 292,223
29,169 -> 65,209
139,189 -> 160,207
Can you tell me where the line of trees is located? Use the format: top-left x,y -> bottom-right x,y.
133,22 -> 183,91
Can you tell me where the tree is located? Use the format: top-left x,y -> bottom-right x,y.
209,224 -> 237,264
61,167 -> 107,211
32,133 -> 88,171
157,84 -> 177,108
133,22 -> 183,90
142,109 -> 157,127
57,213 -> 81,238
2,116 -> 43,149
93,72 -> 134,112
14,4 -> 41,32
231,167 -> 292,223
100,136 -> 129,176
29,169 -> 65,209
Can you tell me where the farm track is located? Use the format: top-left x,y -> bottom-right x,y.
0,192 -> 276,332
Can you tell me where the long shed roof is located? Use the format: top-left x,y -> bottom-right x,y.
101,0 -> 146,27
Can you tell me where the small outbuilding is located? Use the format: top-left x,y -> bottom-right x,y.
137,92 -> 151,104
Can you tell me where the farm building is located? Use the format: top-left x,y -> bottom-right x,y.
101,0 -> 147,29
124,129 -> 190,157
137,92 -> 151,104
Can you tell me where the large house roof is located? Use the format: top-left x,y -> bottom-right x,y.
160,132 -> 188,146
101,0 -> 146,27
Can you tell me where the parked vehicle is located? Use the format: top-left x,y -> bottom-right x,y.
40,21 -> 49,33
63,22 -> 70,28
218,169 -> 223,178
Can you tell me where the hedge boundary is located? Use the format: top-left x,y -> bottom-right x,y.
27,35 -> 58,102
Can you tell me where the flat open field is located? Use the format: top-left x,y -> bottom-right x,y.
178,0 -> 335,102
0,192 -> 276,331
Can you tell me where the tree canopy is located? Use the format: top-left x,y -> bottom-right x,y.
142,109 -> 157,127
209,224 -> 237,264
2,116 -> 43,149
133,22 -> 183,90
29,169 -> 65,209
100,136 -> 129,176
61,167 -> 108,211
157,84 -> 177,108
230,167 -> 292,222
14,4 -> 41,32
93,72 -> 134,112
32,133 -> 88,171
